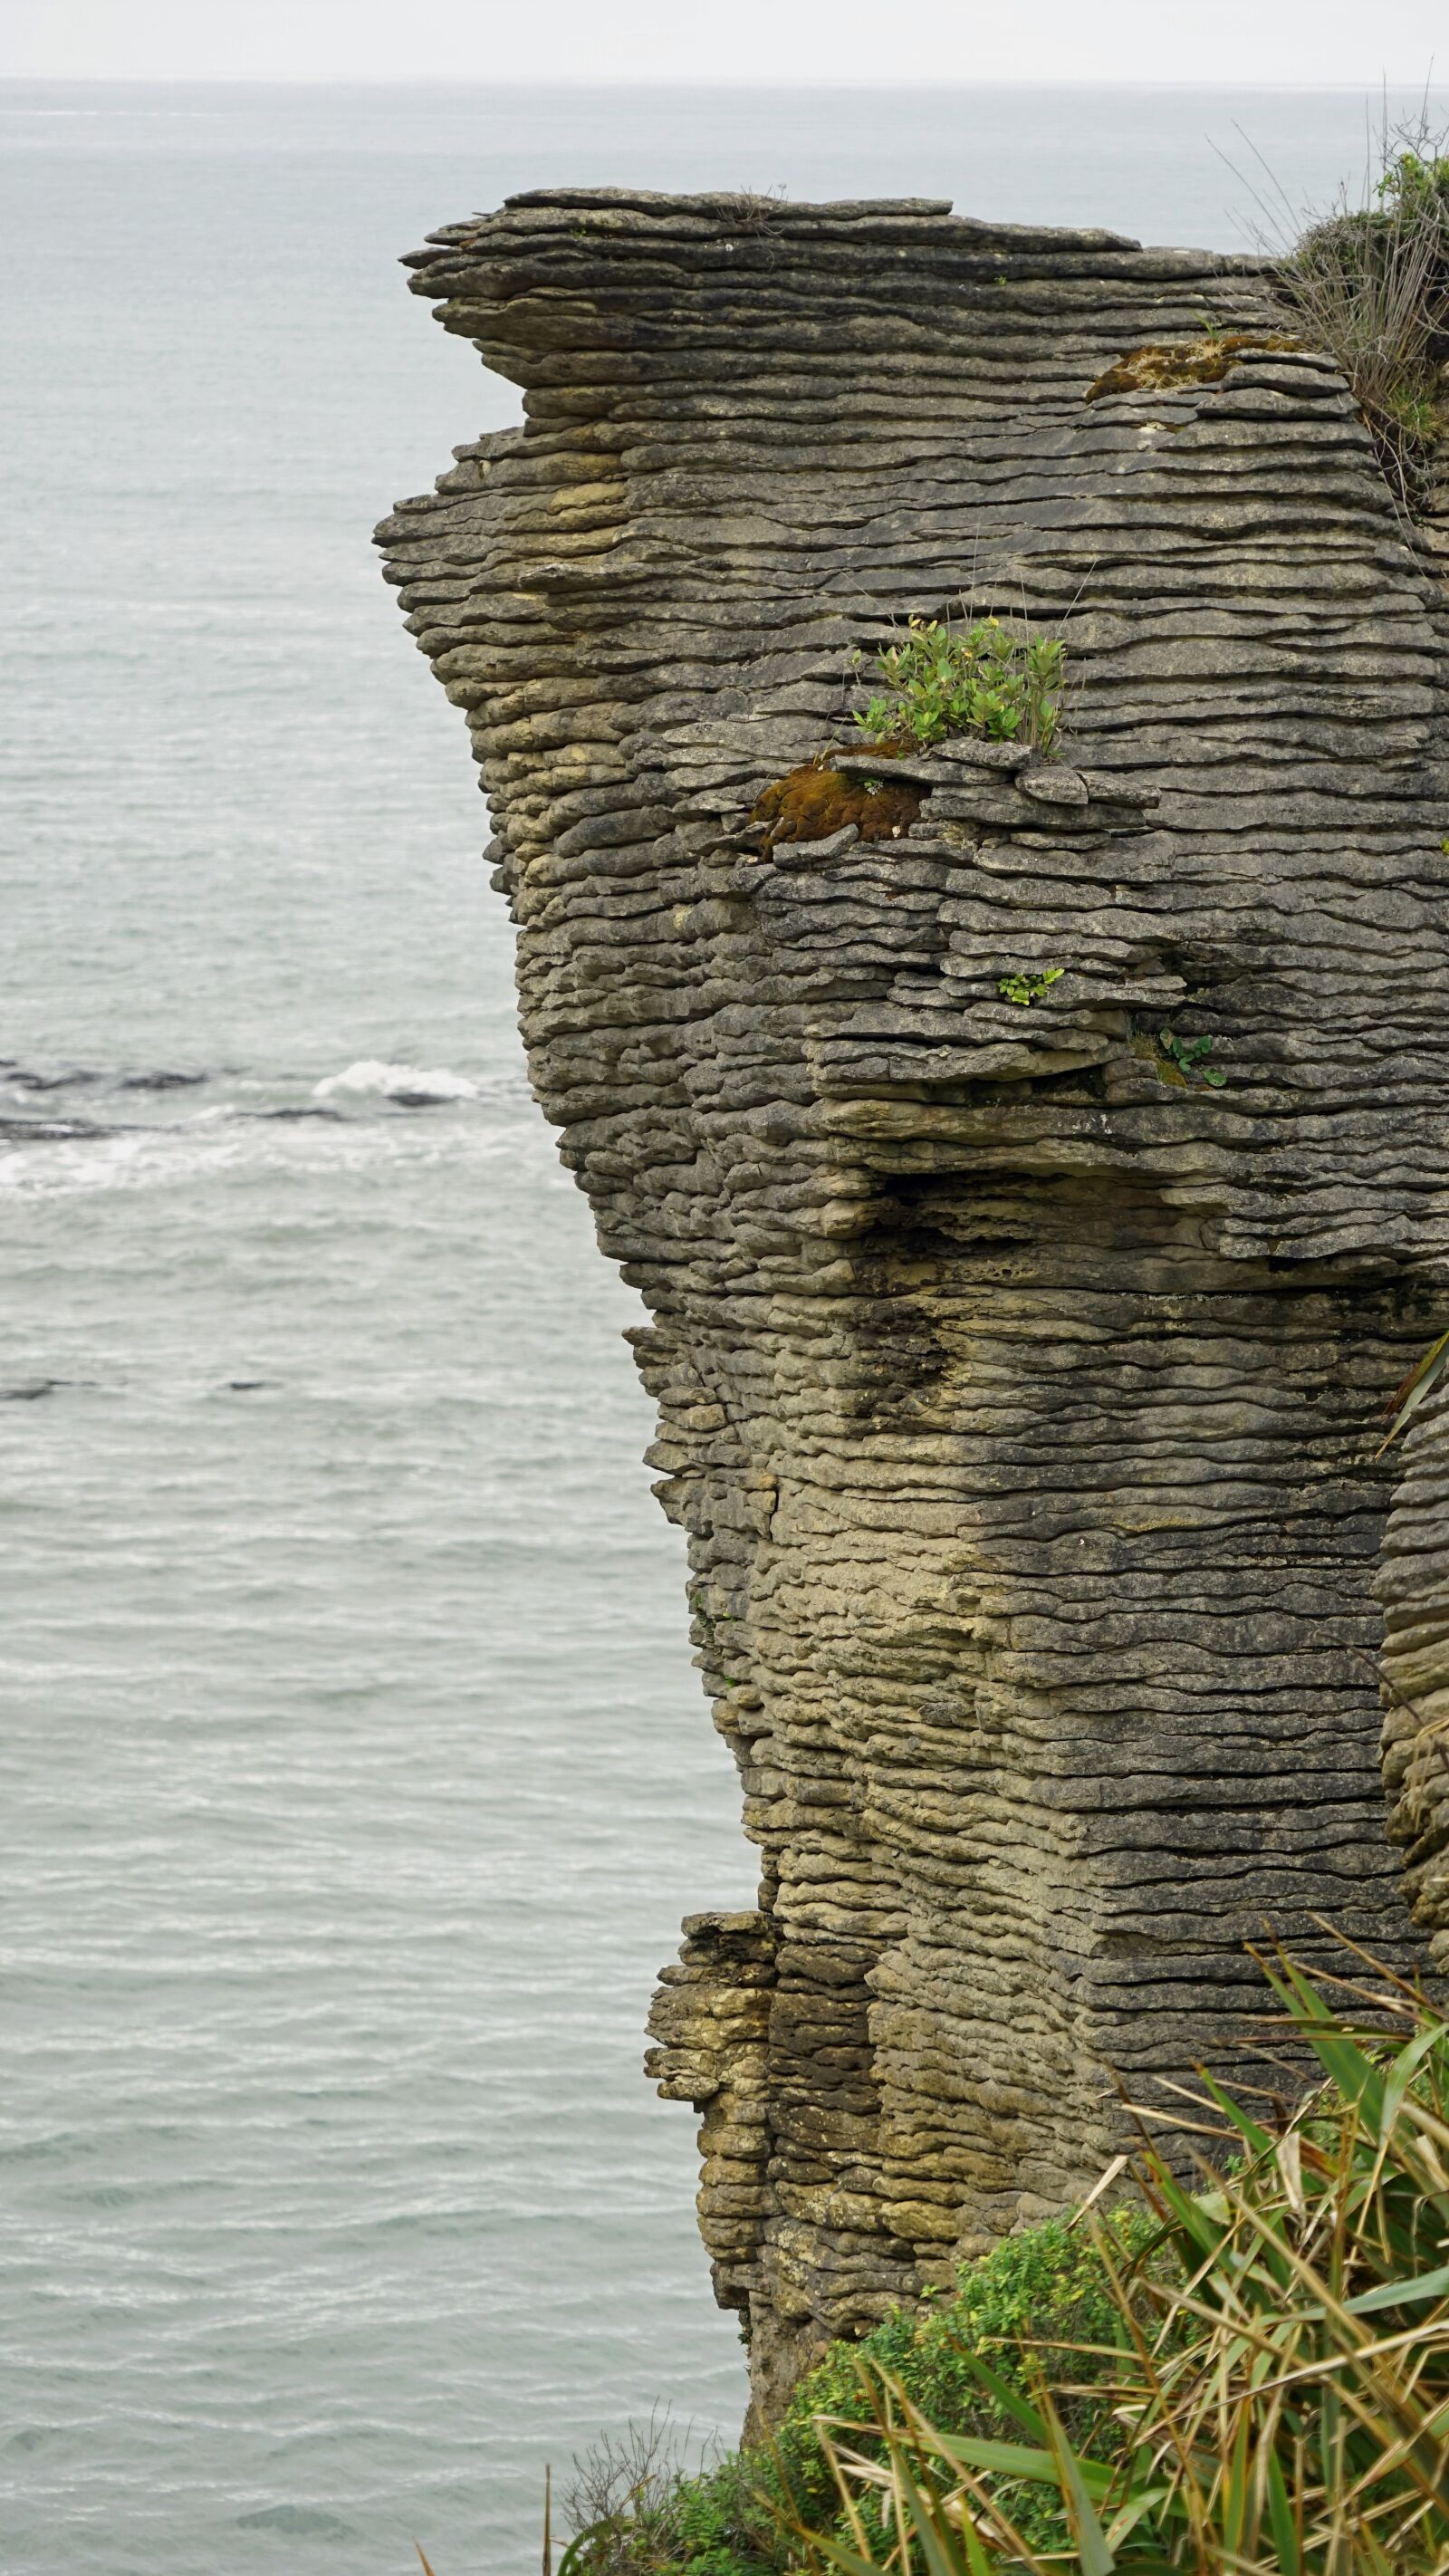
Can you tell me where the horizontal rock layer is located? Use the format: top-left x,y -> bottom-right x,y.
378,191 -> 1449,2417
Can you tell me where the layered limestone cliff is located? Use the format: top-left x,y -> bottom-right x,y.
377,191 -> 1449,2417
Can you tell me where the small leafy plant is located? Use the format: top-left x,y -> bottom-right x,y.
1158,1024 -> 1225,1087
1377,143 -> 1449,224
998,968 -> 1064,1007
852,616 -> 1066,758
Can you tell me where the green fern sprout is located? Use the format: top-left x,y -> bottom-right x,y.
999,968 -> 1064,1006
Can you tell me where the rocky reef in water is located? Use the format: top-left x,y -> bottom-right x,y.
376,190 -> 1449,2425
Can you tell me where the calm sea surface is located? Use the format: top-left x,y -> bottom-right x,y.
1,76 -> 1440,2576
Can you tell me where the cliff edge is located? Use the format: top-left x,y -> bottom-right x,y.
377,190 -> 1449,2420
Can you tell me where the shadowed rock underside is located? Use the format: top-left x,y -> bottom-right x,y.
377,190 -> 1449,2420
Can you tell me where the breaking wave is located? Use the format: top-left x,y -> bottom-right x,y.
312,1060 -> 480,1106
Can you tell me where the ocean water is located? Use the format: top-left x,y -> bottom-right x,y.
2,75 -> 1442,2576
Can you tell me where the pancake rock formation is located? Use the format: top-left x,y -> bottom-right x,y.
377,190 -> 1449,2419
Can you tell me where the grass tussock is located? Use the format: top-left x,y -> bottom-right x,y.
1231,106 -> 1449,512
557,2216 -> 1160,2576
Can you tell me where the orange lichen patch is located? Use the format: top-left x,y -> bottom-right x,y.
1086,332 -> 1301,403
751,763 -> 922,853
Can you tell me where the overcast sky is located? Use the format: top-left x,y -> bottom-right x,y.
1,0 -> 1444,87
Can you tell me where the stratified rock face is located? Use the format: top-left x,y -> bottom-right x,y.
378,191 -> 1449,2416
1381,1393 -> 1449,1966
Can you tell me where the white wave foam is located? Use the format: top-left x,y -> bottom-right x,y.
0,1114 -> 522,1199
312,1060 -> 479,1105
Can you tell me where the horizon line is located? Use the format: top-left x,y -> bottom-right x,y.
1,72 -> 1443,95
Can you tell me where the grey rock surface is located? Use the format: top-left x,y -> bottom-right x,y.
377,190 -> 1449,2419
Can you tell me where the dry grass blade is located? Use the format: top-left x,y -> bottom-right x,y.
1377,1329 -> 1449,1454
799,2364 -> 1060,2576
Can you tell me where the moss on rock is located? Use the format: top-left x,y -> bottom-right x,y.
750,762 -> 922,853
1086,332 -> 1300,402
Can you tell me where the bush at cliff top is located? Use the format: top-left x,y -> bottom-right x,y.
1271,106 -> 1449,509
560,2205 -> 1158,2576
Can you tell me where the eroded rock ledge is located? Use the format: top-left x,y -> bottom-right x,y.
377,190 -> 1449,2418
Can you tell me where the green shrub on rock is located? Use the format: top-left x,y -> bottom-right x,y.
561,2206 -> 1156,2576
850,616 -> 1067,758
